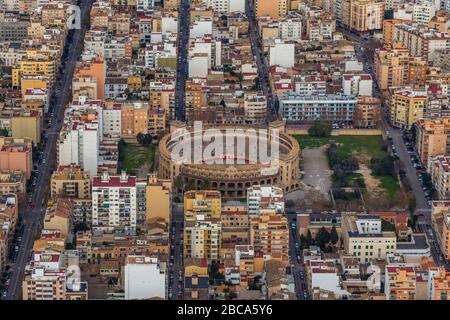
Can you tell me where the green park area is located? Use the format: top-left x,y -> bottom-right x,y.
118,140 -> 155,176
293,134 -> 400,201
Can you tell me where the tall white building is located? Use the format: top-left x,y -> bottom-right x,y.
269,40 -> 295,68
279,18 -> 302,41
57,98 -> 103,178
247,185 -> 285,215
342,74 -> 373,96
102,104 -> 122,136
124,255 -> 166,300
57,122 -> 100,178
92,171 -> 137,231
412,1 -> 436,24
205,0 -> 245,14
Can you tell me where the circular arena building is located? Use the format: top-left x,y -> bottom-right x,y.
158,121 -> 300,199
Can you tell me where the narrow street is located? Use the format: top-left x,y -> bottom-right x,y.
287,214 -> 308,300
245,0 -> 277,119
4,0 -> 94,300
168,202 -> 184,300
174,0 -> 191,121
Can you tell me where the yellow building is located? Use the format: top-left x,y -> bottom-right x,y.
13,50 -> 56,88
20,76 -> 49,96
184,190 -> 222,222
256,0 -> 291,18
183,217 -> 221,261
11,111 -> 41,144
389,88 -> 427,128
50,165 -> 91,199
416,118 -> 450,167
432,268 -> 450,300
127,75 -> 142,91
385,265 -> 416,300
145,175 -> 172,224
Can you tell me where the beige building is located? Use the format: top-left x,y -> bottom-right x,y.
11,111 -> 41,144
244,93 -> 267,125
250,211 -> 289,265
255,0 -> 291,18
429,156 -> 450,199
416,118 -> 450,167
341,213 -> 397,263
44,198 -> 73,238
0,170 -> 26,195
145,175 -> 172,224
388,87 -> 427,129
184,217 -> 222,261
342,0 -> 384,32
354,96 -> 382,128
374,47 -> 410,91
184,190 -> 222,222
221,202 -> 249,259
51,165 -> 91,199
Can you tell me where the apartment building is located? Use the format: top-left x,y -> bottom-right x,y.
279,93 -> 357,123
0,194 -> 17,273
50,165 -> 91,199
92,171 -> 137,232
22,251 -> 87,300
342,74 -> 373,96
341,214 -> 397,263
279,18 -> 302,41
389,87 -> 427,129
184,258 -> 209,300
120,102 -> 149,137
0,170 -> 26,195
44,198 -> 72,238
440,213 -> 450,261
354,96 -> 382,128
374,47 -> 410,91
416,118 -> 450,167
184,190 -> 222,221
145,174 -> 172,224
123,255 -> 166,300
293,75 -> 327,95
342,0 -> 384,32
383,19 -> 408,45
0,137 -> 33,179
244,93 -> 267,125
385,265 -> 416,300
255,0 -> 291,18
57,115 -> 100,178
247,185 -> 284,215
183,217 -> 222,261
306,15 -> 336,41
392,23 -> 450,62
74,56 -> 106,101
250,212 -> 289,265
430,268 -> 450,300
221,202 -> 249,258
